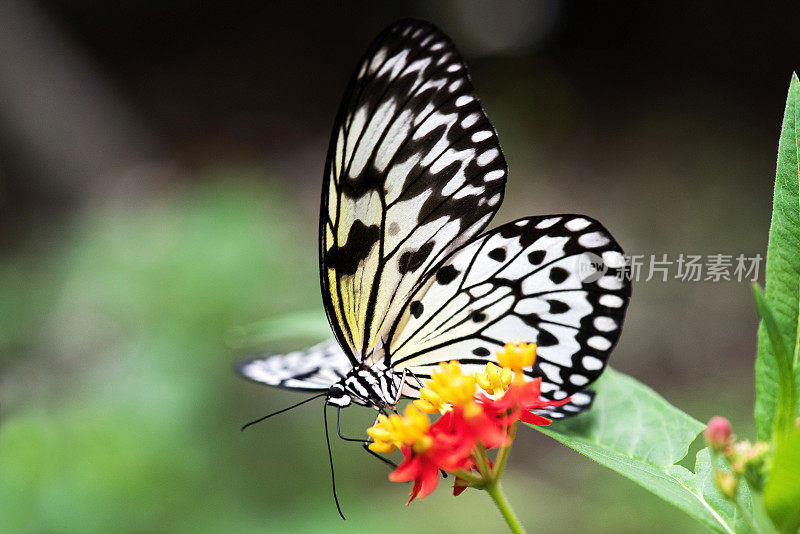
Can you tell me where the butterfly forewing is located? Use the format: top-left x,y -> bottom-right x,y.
321,19 -> 508,361
384,215 -> 631,402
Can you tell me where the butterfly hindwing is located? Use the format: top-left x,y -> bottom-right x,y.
384,215 -> 631,402
238,339 -> 352,392
320,19 -> 508,361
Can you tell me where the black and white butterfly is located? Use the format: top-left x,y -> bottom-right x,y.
239,19 -> 630,424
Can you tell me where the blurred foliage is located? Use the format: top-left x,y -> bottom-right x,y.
755,74 -> 800,442
752,75 -> 800,534
764,427 -> 800,533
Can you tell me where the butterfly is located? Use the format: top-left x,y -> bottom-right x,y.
239,19 -> 631,426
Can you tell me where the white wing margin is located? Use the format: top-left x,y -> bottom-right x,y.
238,339 -> 352,392
383,215 -> 631,402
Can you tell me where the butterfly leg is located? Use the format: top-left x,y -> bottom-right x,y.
335,406 -> 370,442
336,408 -> 397,469
406,369 -> 426,390
362,442 -> 398,469
383,368 -> 408,415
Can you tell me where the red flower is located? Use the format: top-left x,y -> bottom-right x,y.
389,411 -> 475,504
424,411 -> 476,468
390,446 -> 444,504
481,377 -> 569,426
445,405 -> 508,450
377,350 -> 578,505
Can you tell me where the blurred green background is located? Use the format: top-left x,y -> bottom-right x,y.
1,1 -> 797,532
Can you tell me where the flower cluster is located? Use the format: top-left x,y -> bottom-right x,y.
703,416 -> 772,497
366,342 -> 569,503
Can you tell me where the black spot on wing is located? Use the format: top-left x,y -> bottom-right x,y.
488,247 -> 506,262
328,220 -> 380,276
470,311 -> 487,322
527,250 -> 546,265
398,241 -> 436,274
435,264 -> 460,285
536,329 -> 559,347
472,347 -> 491,357
547,300 -> 570,314
549,267 -> 569,284
410,301 -> 424,318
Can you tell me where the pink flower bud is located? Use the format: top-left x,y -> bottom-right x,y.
704,416 -> 732,451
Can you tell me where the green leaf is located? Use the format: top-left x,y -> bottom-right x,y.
753,284 -> 798,438
535,368 -> 753,533
764,427 -> 800,533
755,73 -> 800,440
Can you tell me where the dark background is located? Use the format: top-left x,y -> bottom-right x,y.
1,1 -> 796,532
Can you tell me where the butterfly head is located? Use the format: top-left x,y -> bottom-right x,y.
326,383 -> 353,408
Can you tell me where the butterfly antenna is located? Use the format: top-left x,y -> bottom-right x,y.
240,392 -> 327,431
324,402 -> 346,520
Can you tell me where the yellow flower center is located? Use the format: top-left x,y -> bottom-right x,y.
413,361 -> 477,414
496,342 -> 537,377
476,362 -> 514,396
367,404 -> 432,454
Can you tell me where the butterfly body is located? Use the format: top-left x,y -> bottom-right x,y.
327,365 -> 404,409
239,19 -> 631,421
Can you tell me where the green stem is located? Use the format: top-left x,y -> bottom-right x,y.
710,451 -> 761,534
474,443 -> 492,478
452,469 -> 484,487
493,421 -> 517,479
733,496 -> 762,534
485,480 -> 526,534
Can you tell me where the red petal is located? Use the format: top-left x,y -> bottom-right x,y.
519,411 -> 552,426
407,477 -> 423,505
414,457 -> 441,500
390,450 -> 420,483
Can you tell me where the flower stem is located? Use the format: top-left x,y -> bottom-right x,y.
710,450 -> 761,534
452,469 -> 484,487
733,496 -> 762,534
474,442 -> 492,478
493,421 -> 517,479
485,480 -> 526,534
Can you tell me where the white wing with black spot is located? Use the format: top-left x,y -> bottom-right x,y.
383,215 -> 631,403
238,339 -> 352,391
320,19 -> 507,361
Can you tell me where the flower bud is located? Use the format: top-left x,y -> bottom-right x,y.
704,416 -> 732,452
713,470 -> 738,500
739,441 -> 771,492
496,342 -> 537,375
